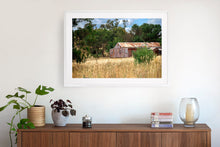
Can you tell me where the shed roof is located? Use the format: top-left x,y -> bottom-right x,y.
116,42 -> 161,48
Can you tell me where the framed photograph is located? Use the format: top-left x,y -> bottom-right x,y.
64,10 -> 167,87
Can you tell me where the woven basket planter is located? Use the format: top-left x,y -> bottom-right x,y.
27,105 -> 45,126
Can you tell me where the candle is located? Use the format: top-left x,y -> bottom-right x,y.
185,104 -> 194,124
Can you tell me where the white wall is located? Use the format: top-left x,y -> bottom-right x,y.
0,0 -> 220,146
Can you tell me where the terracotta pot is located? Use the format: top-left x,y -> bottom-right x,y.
27,105 -> 45,126
52,109 -> 69,126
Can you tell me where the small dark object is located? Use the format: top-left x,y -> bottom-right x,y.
83,121 -> 92,128
82,115 -> 92,128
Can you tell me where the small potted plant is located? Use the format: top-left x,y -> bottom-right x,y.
0,85 -> 54,147
50,99 -> 76,126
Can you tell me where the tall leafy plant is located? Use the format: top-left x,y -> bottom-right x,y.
0,85 -> 54,147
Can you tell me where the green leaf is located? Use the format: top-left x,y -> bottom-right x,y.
13,104 -> 20,110
11,128 -> 16,131
14,92 -> 19,97
17,123 -> 22,129
23,126 -> 27,129
17,119 -> 35,129
20,119 -> 30,124
6,95 -> 13,98
7,122 -> 12,126
46,87 -> 54,91
27,122 -> 35,129
17,119 -> 33,129
19,95 -> 25,99
18,87 -> 31,94
6,92 -> 25,99
35,85 -> 54,96
0,100 -> 17,111
0,105 -> 7,111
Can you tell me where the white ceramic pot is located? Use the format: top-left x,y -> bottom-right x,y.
51,109 -> 69,126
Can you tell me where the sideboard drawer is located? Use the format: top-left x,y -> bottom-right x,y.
117,132 -> 161,147
70,132 -> 116,147
21,132 -> 69,147
162,132 -> 207,147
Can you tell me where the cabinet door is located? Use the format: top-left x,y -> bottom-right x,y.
141,133 -> 161,147
70,132 -> 116,147
22,132 -> 41,147
162,132 -> 207,147
22,132 -> 69,147
117,133 -> 161,147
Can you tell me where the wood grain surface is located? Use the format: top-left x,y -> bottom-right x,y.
18,124 -> 211,132
17,124 -> 211,147
117,133 -> 161,147
70,132 -> 116,147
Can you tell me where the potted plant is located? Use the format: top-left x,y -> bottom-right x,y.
27,86 -> 54,127
0,85 -> 54,147
50,99 -> 76,126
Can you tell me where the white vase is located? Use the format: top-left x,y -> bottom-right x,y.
51,109 -> 69,126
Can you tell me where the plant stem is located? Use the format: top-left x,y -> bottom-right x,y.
9,107 -> 27,147
19,112 -> 21,120
19,102 -> 28,107
9,112 -> 18,147
33,95 -> 38,106
9,129 -> 12,147
19,98 -> 32,107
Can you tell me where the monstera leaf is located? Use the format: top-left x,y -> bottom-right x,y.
17,87 -> 31,94
6,92 -> 25,99
0,100 -> 18,111
35,85 -> 54,95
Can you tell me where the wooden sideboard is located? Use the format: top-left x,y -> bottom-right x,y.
17,124 -> 211,147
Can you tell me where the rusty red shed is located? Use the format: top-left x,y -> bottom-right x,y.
110,42 -> 161,58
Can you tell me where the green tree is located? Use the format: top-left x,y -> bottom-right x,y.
122,20 -> 128,28
131,24 -> 143,42
72,18 -> 94,49
72,48 -> 87,63
140,23 -> 161,42
72,18 -> 161,59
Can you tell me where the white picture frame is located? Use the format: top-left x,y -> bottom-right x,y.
64,10 -> 168,87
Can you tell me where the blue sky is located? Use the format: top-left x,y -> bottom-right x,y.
73,18 -> 161,32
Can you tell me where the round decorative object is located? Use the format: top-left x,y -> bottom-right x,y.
179,98 -> 200,127
51,109 -> 69,126
27,105 -> 45,127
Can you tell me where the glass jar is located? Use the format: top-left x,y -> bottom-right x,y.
179,98 -> 200,127
82,115 -> 92,128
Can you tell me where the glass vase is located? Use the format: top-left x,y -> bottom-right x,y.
179,98 -> 200,127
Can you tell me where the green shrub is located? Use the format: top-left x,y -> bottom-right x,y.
72,48 -> 87,63
133,47 -> 155,64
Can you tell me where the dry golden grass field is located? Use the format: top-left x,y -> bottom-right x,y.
72,56 -> 161,78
